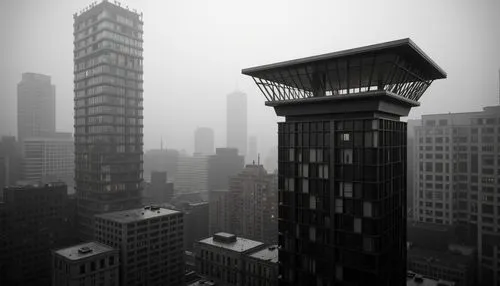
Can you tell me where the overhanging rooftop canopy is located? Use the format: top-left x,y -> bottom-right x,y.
242,38 -> 446,103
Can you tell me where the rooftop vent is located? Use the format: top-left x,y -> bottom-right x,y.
78,246 -> 93,254
213,232 -> 237,243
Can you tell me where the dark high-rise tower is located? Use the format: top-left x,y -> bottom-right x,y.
73,0 -> 144,240
227,91 -> 248,157
242,39 -> 446,286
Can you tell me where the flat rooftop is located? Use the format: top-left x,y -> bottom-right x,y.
248,246 -> 278,263
55,241 -> 115,261
198,233 -> 264,253
406,271 -> 455,286
95,206 -> 180,223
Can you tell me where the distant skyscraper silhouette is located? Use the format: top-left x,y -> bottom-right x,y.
226,91 -> 247,157
194,127 -> 215,155
17,73 -> 56,142
73,1 -> 144,240
243,38 -> 446,286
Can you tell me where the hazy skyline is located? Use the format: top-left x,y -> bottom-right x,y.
1,0 -> 499,156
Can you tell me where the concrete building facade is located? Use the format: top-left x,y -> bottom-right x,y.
22,134 -> 74,191
412,105 -> 500,285
94,206 -> 184,286
52,241 -> 119,286
227,91 -> 248,157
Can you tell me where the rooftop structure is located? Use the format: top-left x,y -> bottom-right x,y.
198,232 -> 264,253
243,39 -> 446,286
242,38 -> 446,105
54,241 -> 115,261
95,206 -> 180,223
248,245 -> 279,263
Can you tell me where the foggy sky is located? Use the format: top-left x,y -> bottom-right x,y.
1,0 -> 499,157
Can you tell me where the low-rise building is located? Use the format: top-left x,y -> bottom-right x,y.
94,206 -> 185,286
245,245 -> 278,286
52,241 -> 119,286
194,233 -> 277,286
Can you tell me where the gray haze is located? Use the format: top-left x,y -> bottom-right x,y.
1,0 -> 499,156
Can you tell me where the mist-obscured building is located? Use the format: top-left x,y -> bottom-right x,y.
144,149 -> 179,182
0,136 -> 22,192
1,183 -> 76,286
247,136 -> 258,164
208,148 -> 244,191
412,105 -> 500,285
52,242 -> 119,286
228,165 -> 278,244
209,189 -> 229,235
95,206 -> 184,286
73,1 -> 144,240
143,171 -> 173,204
17,72 -> 56,142
22,133 -> 74,192
195,127 -> 215,156
179,202 -> 210,251
176,154 -> 208,193
227,91 -> 247,157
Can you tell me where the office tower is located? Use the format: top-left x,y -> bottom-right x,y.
1,183 -> 75,285
242,38 -> 446,285
73,1 -> 144,239
412,105 -> 500,285
228,164 -> 278,244
227,91 -> 248,157
180,202 -> 209,251
22,133 -> 74,191
209,188 -> 229,235
195,127 -> 215,155
94,206 -> 184,286
52,242 -> 119,286
17,72 -> 56,142
144,148 -> 179,182
248,135 -> 258,164
194,232 -> 270,286
176,154 -> 208,193
208,148 -> 244,190
0,136 -> 22,191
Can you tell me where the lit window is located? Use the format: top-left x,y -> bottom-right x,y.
363,202 -> 372,217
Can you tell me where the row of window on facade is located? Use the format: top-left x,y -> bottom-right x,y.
76,29 -> 142,50
76,14 -> 142,39
75,52 -> 143,72
75,64 -> 142,81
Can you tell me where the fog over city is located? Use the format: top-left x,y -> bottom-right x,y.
1,0 -> 499,155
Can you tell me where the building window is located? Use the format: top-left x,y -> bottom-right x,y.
341,133 -> 350,141
335,199 -> 343,213
363,202 -> 372,217
341,149 -> 353,164
363,237 -> 374,252
354,218 -> 362,233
